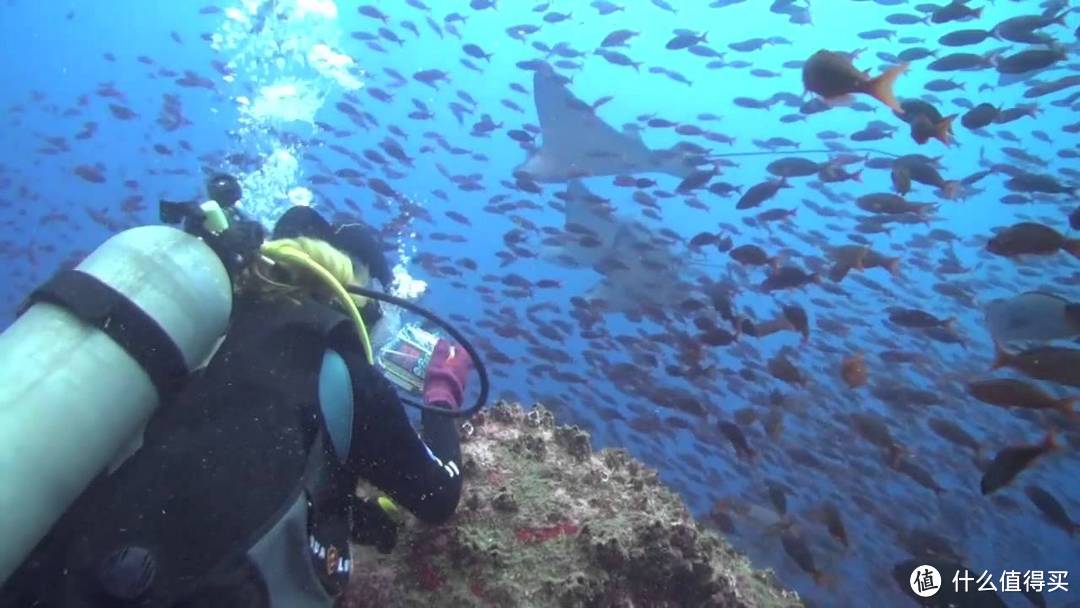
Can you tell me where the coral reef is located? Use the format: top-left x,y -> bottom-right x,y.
339,402 -> 801,608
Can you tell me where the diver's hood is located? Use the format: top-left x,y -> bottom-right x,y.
273,207 -> 392,286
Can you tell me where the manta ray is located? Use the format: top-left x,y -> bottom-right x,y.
516,63 -> 701,183
545,180 -> 703,314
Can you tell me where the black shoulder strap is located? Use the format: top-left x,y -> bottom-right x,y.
24,269 -> 190,399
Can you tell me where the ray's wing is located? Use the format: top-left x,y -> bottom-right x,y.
533,64 -> 631,159
543,180 -> 618,268
526,63 -> 685,182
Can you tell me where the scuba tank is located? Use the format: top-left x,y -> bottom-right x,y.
0,174 -> 257,586
0,224 -> 233,585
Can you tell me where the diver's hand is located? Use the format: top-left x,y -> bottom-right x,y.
423,339 -> 473,409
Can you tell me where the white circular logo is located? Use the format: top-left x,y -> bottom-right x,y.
910,565 -> 941,598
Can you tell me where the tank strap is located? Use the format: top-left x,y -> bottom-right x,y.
24,269 -> 189,399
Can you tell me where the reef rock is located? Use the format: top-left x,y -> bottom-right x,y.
340,401 -> 800,608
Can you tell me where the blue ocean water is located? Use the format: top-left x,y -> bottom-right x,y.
0,0 -> 1078,606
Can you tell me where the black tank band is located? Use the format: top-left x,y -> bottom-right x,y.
25,269 -> 190,399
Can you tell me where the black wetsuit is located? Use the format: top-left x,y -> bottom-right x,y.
0,294 -> 462,608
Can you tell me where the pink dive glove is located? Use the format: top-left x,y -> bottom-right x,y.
422,339 -> 473,409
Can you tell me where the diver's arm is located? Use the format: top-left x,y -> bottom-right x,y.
344,358 -> 462,524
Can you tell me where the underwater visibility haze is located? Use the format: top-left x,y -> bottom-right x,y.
1,0 -> 1079,606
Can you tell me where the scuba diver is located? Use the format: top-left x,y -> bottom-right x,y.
0,174 -> 483,607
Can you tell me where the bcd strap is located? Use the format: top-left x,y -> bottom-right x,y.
24,269 -> 189,400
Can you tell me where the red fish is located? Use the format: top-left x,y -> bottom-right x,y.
108,104 -> 137,120
981,432 -> 1057,495
73,165 -> 106,183
445,210 -> 471,226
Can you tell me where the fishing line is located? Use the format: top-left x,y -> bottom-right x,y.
684,260 -> 727,269
706,147 -> 901,159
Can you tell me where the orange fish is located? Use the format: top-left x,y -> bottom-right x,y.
841,353 -> 868,388
802,50 -> 908,113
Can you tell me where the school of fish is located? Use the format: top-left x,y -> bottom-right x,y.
1,0 -> 1079,606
